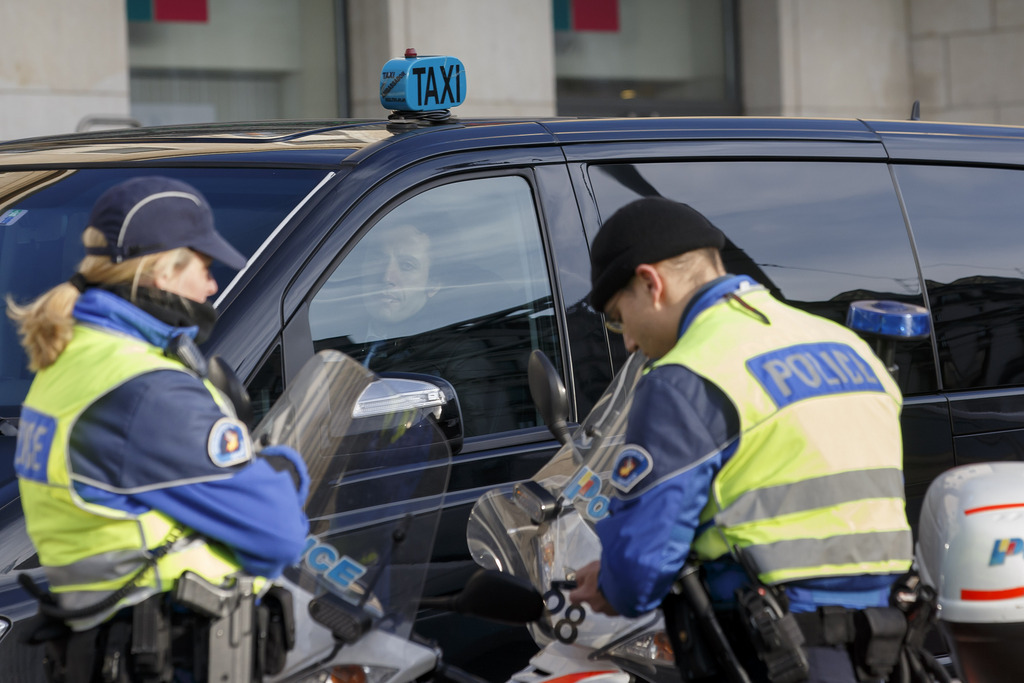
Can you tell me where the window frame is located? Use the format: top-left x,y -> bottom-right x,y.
581,156 -> 938,395
893,161 -> 1024,395
281,163 -> 583,449
307,174 -> 561,438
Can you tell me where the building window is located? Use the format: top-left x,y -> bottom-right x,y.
126,0 -> 345,125
554,0 -> 739,116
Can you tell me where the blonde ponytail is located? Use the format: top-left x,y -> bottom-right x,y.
5,283 -> 80,372
6,227 -> 194,370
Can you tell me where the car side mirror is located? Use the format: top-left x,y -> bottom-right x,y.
366,372 -> 464,455
527,350 -> 570,445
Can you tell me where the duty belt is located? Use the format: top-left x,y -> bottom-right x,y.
793,605 -> 906,680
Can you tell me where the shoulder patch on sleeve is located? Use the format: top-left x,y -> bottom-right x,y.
207,417 -> 252,468
610,445 -> 653,493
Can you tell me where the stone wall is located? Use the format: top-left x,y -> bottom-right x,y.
910,0 -> 1024,124
740,0 -> 913,120
0,1 -> 130,141
3,0 -> 1022,141
741,0 -> 1024,124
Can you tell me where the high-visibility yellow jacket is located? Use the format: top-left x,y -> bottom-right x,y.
16,325 -> 247,629
659,287 -> 913,585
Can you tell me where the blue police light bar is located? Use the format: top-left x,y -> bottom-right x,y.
379,49 -> 466,112
846,300 -> 931,340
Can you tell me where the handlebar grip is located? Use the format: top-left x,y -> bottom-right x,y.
435,661 -> 491,683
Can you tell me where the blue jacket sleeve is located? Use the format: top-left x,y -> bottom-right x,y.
131,458 -> 310,578
70,370 -> 310,579
595,364 -> 739,617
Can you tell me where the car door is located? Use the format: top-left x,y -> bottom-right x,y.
564,143 -> 955,530
893,163 -> 1024,468
271,149 -> 612,673
278,149 -> 611,591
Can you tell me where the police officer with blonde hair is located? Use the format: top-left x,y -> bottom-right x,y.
569,197 -> 915,682
8,176 -> 309,682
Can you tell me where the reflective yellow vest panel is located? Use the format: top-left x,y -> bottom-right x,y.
658,288 -> 913,585
17,325 -> 244,628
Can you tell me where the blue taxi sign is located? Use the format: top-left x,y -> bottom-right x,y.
379,49 -> 466,112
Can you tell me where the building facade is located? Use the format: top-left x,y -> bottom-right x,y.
0,0 -> 1021,141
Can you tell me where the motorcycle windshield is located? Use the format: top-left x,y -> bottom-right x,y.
251,350 -> 452,641
466,351 -> 652,649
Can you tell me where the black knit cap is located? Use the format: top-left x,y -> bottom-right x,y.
589,197 -> 725,311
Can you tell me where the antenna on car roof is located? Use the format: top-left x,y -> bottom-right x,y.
910,100 -> 921,121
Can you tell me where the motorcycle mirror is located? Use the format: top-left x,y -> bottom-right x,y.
208,356 -> 254,429
513,479 -> 560,524
421,569 -> 544,625
527,350 -> 571,445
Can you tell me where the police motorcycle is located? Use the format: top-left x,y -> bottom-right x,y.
255,350 -> 544,683
915,462 -> 1024,683
465,348 -> 776,683
466,349 -> 678,683
465,301 -> 975,683
9,349 -> 543,683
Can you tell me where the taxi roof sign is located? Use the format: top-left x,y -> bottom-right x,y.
379,51 -> 466,113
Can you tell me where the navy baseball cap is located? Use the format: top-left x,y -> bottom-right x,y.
85,176 -> 247,270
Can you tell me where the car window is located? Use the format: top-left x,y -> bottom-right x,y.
308,175 -> 561,438
895,164 -> 1024,392
588,160 -> 936,395
0,167 -> 327,415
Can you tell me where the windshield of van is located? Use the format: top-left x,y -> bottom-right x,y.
0,167 -> 328,416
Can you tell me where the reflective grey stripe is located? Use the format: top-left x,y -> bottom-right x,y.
715,468 -> 905,528
45,536 -> 203,588
744,529 -> 913,578
46,537 -> 206,631
45,548 -> 148,587
47,549 -> 155,631
57,586 -> 160,632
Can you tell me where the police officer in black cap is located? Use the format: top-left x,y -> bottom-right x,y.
570,197 -> 915,682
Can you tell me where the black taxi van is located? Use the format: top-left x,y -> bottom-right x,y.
3,53 -> 1024,677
